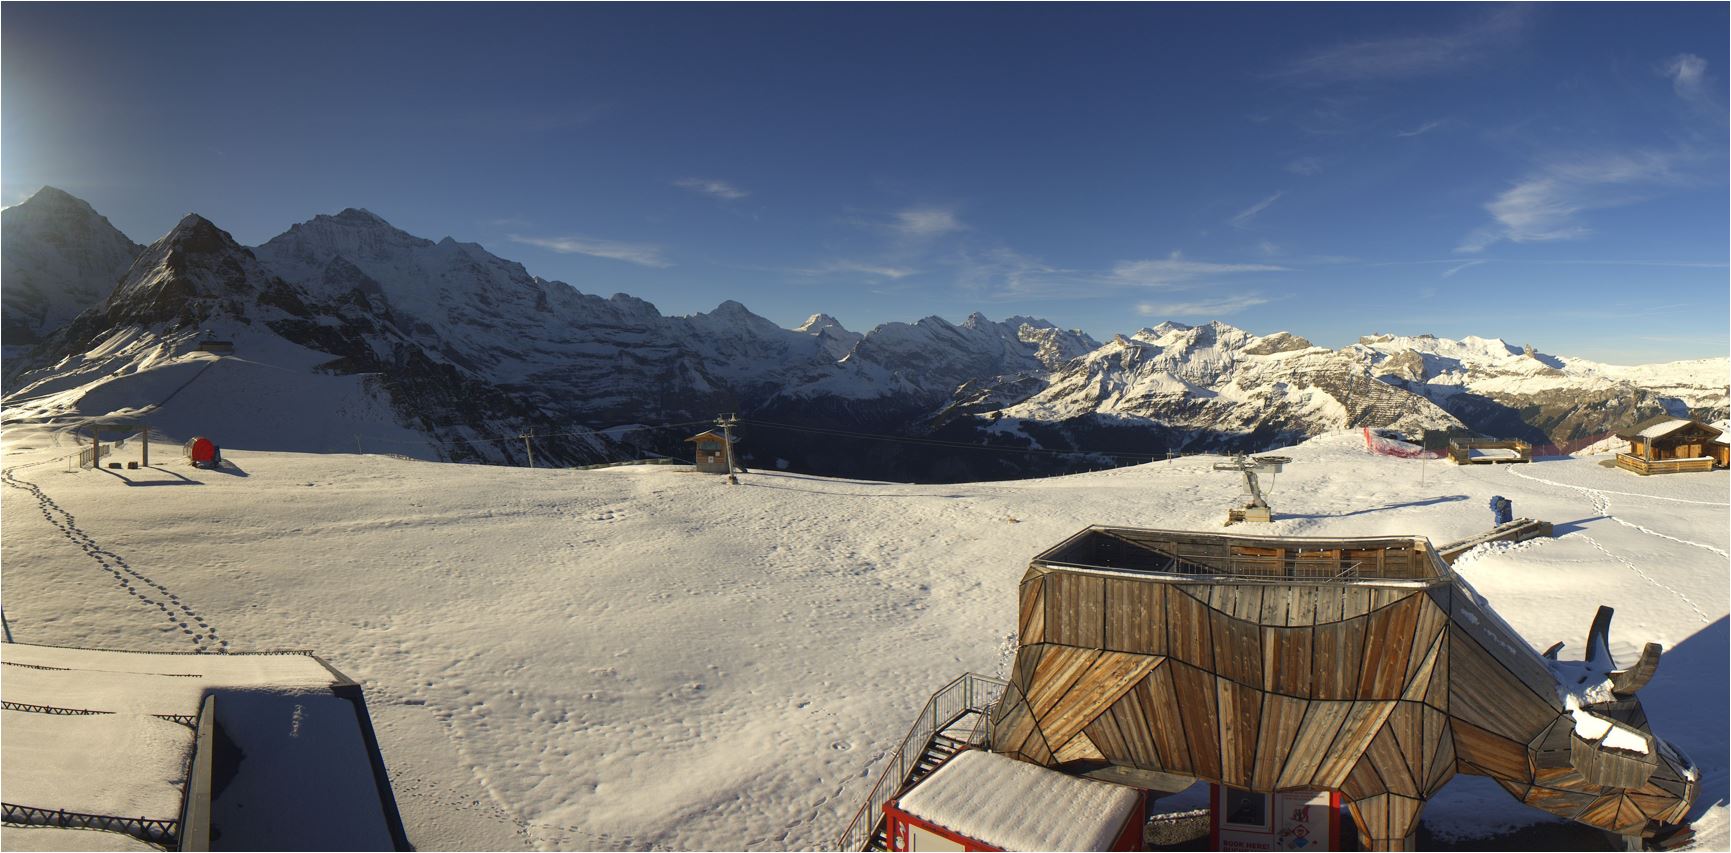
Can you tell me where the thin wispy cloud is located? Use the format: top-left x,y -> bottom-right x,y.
508,234 -> 672,268
1664,53 -> 1709,102
950,245 -> 1060,297
1662,53 -> 1725,118
1273,6 -> 1528,83
891,207 -> 965,237
1456,149 -> 1682,253
1136,294 -> 1272,318
945,245 -> 1286,302
1229,192 -> 1284,229
1111,252 -> 1287,287
1285,156 -> 1325,176
1440,259 -> 1485,278
673,177 -> 749,201
1395,119 -> 1447,138
796,260 -> 918,279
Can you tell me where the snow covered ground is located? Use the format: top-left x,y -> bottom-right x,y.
2,427 -> 1725,850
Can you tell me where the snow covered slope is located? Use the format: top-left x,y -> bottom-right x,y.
2,428 -> 1724,850
1,187 -> 142,348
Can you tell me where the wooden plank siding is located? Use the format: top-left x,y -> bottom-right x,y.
993,527 -> 1691,851
1017,572 -> 1046,644
1170,662 -> 1223,780
1104,577 -> 1165,655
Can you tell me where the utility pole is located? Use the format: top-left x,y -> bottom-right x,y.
520,430 -> 536,468
141,424 -> 149,467
717,413 -> 740,485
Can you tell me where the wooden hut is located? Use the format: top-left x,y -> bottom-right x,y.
990,526 -> 1698,850
684,430 -> 733,474
1614,417 -> 1724,475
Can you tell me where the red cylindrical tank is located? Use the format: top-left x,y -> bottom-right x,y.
185,437 -> 216,464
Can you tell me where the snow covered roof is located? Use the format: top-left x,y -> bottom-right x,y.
895,750 -> 1140,851
3,643 -> 347,701
1639,418 -> 1692,439
0,644 -> 349,833
1617,416 -> 1722,442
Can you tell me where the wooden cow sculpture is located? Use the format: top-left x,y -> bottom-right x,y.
990,527 -> 1698,850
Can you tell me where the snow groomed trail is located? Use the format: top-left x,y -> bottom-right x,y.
1,427 -> 1724,850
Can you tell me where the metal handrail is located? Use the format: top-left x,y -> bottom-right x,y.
1037,556 -> 1375,584
836,672 -> 1007,851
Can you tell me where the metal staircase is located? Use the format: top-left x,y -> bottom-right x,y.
837,673 -> 1007,852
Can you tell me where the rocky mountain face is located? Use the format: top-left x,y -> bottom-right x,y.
1,186 -> 142,346
946,322 -> 1463,462
5,188 -> 1724,482
11,212 -> 624,466
1349,334 -> 1729,450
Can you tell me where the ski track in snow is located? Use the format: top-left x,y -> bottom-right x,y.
1507,465 -> 1731,506
1,464 -> 228,653
1505,465 -> 1730,558
1571,533 -> 1712,625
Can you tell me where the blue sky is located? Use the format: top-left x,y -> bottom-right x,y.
4,3 -> 1726,363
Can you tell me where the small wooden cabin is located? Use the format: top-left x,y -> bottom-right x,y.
684,430 -> 733,474
885,749 -> 1145,852
1614,417 -> 1725,475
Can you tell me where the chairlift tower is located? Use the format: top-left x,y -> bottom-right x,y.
1212,454 -> 1291,525
716,413 -> 741,485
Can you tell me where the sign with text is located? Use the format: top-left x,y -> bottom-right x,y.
1209,785 -> 1340,851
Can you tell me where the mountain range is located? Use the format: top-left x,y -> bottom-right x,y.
3,187 -> 1724,482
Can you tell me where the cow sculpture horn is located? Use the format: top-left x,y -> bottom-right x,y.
1583,605 -> 1661,695
1585,605 -> 1615,667
1610,642 -> 1662,696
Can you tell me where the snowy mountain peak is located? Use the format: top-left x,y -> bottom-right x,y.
2,186 -> 143,344
332,207 -> 391,226
163,213 -> 235,251
796,313 -> 863,360
796,313 -> 846,333
12,185 -> 97,214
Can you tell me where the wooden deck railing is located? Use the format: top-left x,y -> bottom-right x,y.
1616,454 -> 1716,475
